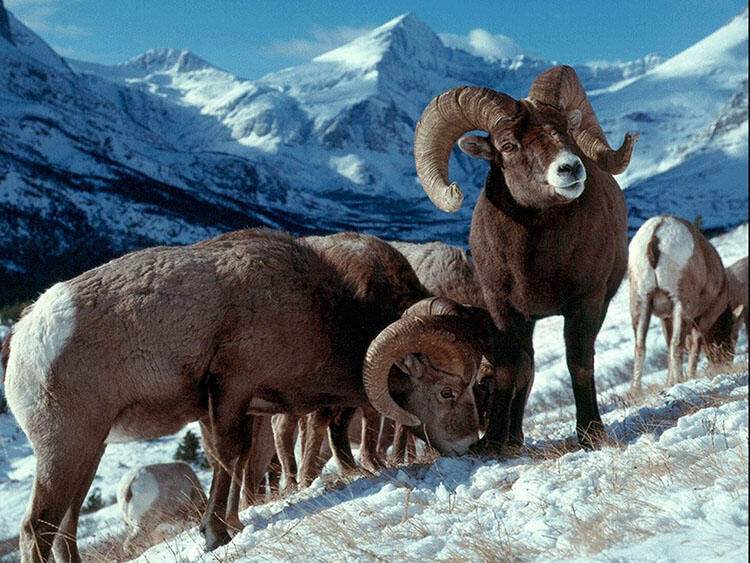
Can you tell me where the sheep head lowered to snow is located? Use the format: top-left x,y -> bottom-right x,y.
629,215 -> 740,391
414,65 -> 638,450
3,229 -> 485,562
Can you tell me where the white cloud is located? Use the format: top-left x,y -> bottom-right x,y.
5,0 -> 89,38
439,28 -> 523,60
267,25 -> 372,58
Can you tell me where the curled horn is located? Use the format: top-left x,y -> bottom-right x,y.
414,87 -> 520,212
402,296 -> 465,318
362,315 -> 480,426
527,65 -> 639,174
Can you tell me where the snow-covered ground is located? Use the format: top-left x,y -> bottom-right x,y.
0,225 -> 746,561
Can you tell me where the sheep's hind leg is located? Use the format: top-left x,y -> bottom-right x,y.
686,326 -> 702,380
240,416 -> 276,508
631,297 -> 652,394
20,431 -> 106,563
200,393 -> 254,552
52,443 -> 106,562
666,302 -> 685,385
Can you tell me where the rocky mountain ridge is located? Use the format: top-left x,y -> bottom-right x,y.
0,6 -> 746,304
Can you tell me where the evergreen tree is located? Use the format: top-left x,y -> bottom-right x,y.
174,429 -> 201,463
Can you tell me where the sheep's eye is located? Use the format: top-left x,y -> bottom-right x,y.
500,142 -> 516,153
440,387 -> 456,400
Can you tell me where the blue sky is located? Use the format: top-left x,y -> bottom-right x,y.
5,0 -> 748,79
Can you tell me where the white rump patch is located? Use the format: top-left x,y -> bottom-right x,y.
4,282 -> 76,437
546,151 -> 586,199
651,217 -> 695,298
117,467 -> 159,528
629,216 -> 695,299
629,217 -> 661,296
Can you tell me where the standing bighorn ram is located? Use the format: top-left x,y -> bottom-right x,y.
629,215 -> 740,391
414,65 -> 638,449
3,229 -> 486,562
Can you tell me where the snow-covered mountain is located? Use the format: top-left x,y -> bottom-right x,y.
0,5 -> 747,305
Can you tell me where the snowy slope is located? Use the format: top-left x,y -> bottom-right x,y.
591,8 -> 749,233
0,225 -> 746,561
8,6 -> 746,306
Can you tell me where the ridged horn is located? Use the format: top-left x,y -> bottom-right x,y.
414,87 -> 520,212
402,296 -> 465,318
527,65 -> 639,174
363,315 -> 480,427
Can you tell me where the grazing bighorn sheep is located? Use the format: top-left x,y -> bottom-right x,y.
116,462 -> 206,553
290,241 -> 503,484
4,229 -> 485,562
414,65 -> 638,449
271,234 -> 501,492
390,240 -> 497,454
629,216 -> 739,391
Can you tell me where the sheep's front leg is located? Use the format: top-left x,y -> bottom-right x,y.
390,424 -> 416,463
564,300 -> 607,449
357,406 -> 384,471
481,317 -> 534,454
272,414 -> 299,494
297,408 -> 333,487
328,407 -> 359,471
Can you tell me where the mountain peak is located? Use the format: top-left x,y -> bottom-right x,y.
314,12 -> 444,68
122,48 -> 215,74
0,0 -> 13,45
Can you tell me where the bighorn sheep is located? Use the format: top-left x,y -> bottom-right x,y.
4,229 -> 486,562
726,256 -> 748,342
286,240 -> 502,489
271,234 -> 501,492
116,462 -> 206,553
629,216 -> 740,391
414,65 -> 637,449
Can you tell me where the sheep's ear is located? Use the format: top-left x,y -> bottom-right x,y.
388,363 -> 414,399
458,135 -> 494,161
567,109 -> 582,132
395,354 -> 424,379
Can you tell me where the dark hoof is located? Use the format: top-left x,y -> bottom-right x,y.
577,421 -> 608,450
201,520 -> 232,551
359,456 -> 384,472
469,437 -> 504,457
204,528 -> 232,552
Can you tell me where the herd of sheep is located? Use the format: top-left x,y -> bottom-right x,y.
1,65 -> 746,562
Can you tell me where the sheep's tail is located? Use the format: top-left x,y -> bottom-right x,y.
646,234 -> 661,269
1,330 -> 11,384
